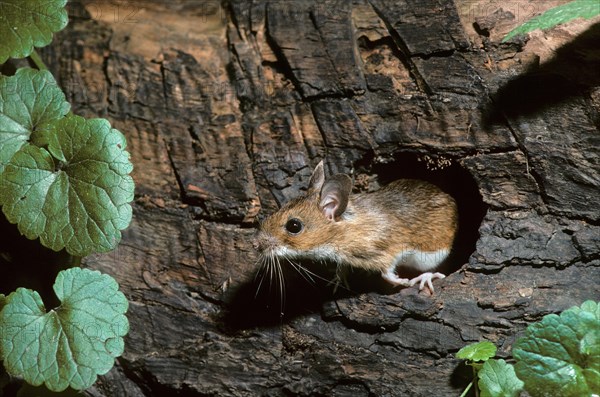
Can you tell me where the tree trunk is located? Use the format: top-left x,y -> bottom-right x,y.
7,0 -> 600,396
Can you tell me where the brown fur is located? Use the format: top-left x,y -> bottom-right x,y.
258,176 -> 458,274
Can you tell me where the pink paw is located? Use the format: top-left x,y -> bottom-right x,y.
409,272 -> 445,293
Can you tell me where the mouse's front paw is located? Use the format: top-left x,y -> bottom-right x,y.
409,272 -> 445,293
382,269 -> 412,287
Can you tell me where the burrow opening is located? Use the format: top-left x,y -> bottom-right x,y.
363,151 -> 487,279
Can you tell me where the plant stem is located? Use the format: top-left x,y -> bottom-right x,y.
30,50 -> 48,70
67,255 -> 83,268
459,381 -> 473,397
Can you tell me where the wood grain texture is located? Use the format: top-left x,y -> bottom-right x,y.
11,0 -> 596,395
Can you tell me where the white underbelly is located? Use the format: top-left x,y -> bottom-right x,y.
392,249 -> 449,272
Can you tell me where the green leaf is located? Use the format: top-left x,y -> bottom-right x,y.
0,293 -> 5,311
0,0 -> 68,63
503,0 -> 600,42
0,268 -> 129,392
513,301 -> 600,397
0,114 -> 134,256
0,68 -> 70,173
457,341 -> 497,362
478,359 -> 524,397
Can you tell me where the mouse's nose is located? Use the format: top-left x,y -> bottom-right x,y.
255,231 -> 275,252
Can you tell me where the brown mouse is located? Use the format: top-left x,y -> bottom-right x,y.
256,161 -> 458,293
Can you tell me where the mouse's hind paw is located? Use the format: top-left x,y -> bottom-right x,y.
409,272 -> 445,293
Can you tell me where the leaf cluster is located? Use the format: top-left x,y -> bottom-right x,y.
0,69 -> 134,257
0,1 -> 132,393
456,301 -> 600,397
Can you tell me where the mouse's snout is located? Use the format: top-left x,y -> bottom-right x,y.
255,231 -> 278,252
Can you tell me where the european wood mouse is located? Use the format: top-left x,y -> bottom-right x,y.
256,161 -> 458,293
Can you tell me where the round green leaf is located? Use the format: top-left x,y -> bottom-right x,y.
478,359 -> 524,397
0,268 -> 129,392
0,114 -> 134,256
0,0 -> 68,63
457,341 -> 497,362
513,301 -> 600,397
0,68 -> 70,173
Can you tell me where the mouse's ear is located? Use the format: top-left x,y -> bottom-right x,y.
319,174 -> 352,221
308,160 -> 325,194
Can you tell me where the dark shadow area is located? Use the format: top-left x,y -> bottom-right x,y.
369,151 -> 487,277
0,371 -> 81,397
0,58 -> 34,76
485,22 -> 600,123
221,260 -> 330,329
0,215 -> 74,310
450,360 -> 478,397
221,258 -> 382,330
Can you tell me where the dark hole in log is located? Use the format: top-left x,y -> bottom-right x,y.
0,216 -> 72,310
369,151 -> 487,278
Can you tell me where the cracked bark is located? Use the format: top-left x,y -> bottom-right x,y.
2,1 -> 598,396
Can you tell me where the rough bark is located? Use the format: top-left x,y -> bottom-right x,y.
2,0 -> 599,396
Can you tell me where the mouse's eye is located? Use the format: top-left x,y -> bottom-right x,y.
285,218 -> 304,235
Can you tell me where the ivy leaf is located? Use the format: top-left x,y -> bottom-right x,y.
478,359 -> 524,397
0,0 -> 68,63
0,268 -> 129,392
456,341 -> 497,362
0,114 -> 134,256
513,300 -> 600,397
0,68 -> 70,173
503,0 -> 600,42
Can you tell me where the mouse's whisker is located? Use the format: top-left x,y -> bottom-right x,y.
283,257 -> 316,285
254,254 -> 270,297
255,265 -> 267,298
270,253 -> 280,299
285,257 -> 337,286
275,254 -> 286,314
268,253 -> 277,293
253,254 -> 264,282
